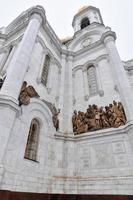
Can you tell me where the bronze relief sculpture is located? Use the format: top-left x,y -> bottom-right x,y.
72,101 -> 127,135
18,81 -> 39,106
19,82 -> 60,131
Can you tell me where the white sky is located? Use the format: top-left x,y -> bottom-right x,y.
0,0 -> 132,61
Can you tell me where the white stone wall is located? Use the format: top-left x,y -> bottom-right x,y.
0,5 -> 133,196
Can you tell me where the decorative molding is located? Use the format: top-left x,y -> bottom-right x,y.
0,35 -> 22,53
101,31 -> 116,44
55,121 -> 133,140
72,65 -> 83,74
69,27 -> 103,50
95,54 -> 109,63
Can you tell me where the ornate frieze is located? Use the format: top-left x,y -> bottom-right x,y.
72,101 -> 126,135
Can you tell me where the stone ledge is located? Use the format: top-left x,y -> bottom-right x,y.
55,120 -> 133,141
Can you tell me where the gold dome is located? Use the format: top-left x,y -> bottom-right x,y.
77,5 -> 89,14
60,36 -> 73,45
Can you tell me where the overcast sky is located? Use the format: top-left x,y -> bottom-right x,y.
0,0 -> 132,61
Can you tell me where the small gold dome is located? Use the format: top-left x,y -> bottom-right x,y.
77,5 -> 89,14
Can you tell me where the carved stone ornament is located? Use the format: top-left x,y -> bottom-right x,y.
81,38 -> 91,47
18,81 -> 39,106
41,99 -> 60,131
72,100 -> 127,135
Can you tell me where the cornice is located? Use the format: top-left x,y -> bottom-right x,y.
72,54 -> 109,74
42,21 -> 62,55
0,35 -> 22,53
3,6 -> 45,39
27,5 -> 46,24
54,121 -> 133,141
0,33 -> 6,40
70,23 -> 105,47
101,31 -> 117,44
74,40 -> 103,57
0,95 -> 20,113
60,38 -> 104,60
0,6 -> 115,66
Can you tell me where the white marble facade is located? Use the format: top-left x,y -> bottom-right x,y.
0,5 -> 133,195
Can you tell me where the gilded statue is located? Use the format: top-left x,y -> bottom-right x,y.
18,81 -> 39,106
72,101 -> 127,135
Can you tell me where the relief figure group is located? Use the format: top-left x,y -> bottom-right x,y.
72,101 -> 127,135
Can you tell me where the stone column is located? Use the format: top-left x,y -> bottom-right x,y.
82,68 -> 89,101
0,13 -> 43,101
102,32 -> 133,121
72,72 -> 76,105
55,68 -> 61,106
67,55 -> 74,133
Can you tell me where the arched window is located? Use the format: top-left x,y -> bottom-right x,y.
41,55 -> 50,86
24,119 -> 40,161
87,65 -> 98,96
81,17 -> 90,29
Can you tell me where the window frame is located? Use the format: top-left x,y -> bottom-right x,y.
24,119 -> 40,162
81,17 -> 90,29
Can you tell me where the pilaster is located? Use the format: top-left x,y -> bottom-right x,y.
0,13 -> 43,101
58,54 -> 66,133
67,55 -> 74,133
101,31 -> 133,121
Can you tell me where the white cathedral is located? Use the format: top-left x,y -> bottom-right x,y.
0,4 -> 133,199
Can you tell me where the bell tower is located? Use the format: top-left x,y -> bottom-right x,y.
72,6 -> 103,33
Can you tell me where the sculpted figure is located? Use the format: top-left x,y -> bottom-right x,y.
94,106 -> 102,129
85,105 -> 97,131
77,112 -> 88,134
100,107 -> 110,128
112,101 -> 126,127
72,101 -> 127,134
76,111 -> 83,134
18,81 -> 39,106
52,109 -> 60,131
26,85 -> 39,98
106,104 -> 116,127
118,102 -> 127,123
